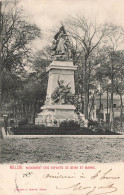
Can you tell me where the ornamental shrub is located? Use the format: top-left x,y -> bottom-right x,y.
18,119 -> 28,126
59,120 -> 80,130
88,119 -> 99,128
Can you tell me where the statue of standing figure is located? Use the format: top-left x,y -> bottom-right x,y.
56,30 -> 67,54
51,26 -> 73,60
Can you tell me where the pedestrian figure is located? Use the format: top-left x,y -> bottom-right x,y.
54,120 -> 58,127
4,115 -> 8,135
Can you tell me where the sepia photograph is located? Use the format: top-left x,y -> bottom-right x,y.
0,0 -> 124,194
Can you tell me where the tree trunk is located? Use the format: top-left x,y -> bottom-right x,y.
0,2 -> 2,115
106,88 -> 110,130
120,93 -> 123,128
110,74 -> 114,131
89,93 -> 95,119
83,55 -> 89,119
30,102 -> 36,124
28,104 -> 31,123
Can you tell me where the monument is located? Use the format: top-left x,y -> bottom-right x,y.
35,26 -> 82,126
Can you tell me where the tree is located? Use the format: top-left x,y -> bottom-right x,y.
96,26 -> 124,129
2,0 -> 41,71
1,68 -> 22,102
0,1 -> 2,113
1,0 -> 41,102
12,50 -> 50,124
20,76 -> 45,124
9,72 -> 47,124
65,14 -> 110,119
114,51 -> 124,129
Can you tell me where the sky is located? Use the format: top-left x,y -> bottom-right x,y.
21,0 -> 124,30
20,0 -> 124,50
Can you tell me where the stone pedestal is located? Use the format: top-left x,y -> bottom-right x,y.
46,61 -> 77,104
35,60 -> 78,126
35,105 -> 78,126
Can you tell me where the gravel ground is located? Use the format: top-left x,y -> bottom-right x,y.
0,133 -> 124,163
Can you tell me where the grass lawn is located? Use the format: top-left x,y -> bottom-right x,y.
0,136 -> 124,163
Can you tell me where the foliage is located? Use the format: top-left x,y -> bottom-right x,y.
114,115 -> 124,130
11,123 -> 120,135
16,124 -> 45,130
95,32 -> 124,129
18,118 -> 28,126
60,120 -> 80,130
64,15 -> 110,118
2,0 -> 41,72
1,68 -> 23,102
4,51 -> 50,124
1,0 -> 42,105
88,119 -> 111,133
88,119 -> 99,128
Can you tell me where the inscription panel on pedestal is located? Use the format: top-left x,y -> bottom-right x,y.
55,109 -> 74,119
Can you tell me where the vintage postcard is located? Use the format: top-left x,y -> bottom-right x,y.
0,0 -> 124,194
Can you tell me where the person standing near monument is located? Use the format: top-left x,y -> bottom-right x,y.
4,115 -> 8,135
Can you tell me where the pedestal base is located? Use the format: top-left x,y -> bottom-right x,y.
35,104 -> 78,126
